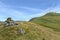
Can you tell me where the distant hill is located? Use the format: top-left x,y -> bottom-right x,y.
30,12 -> 60,32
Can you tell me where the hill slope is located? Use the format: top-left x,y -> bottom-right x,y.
0,22 -> 60,40
30,12 -> 60,32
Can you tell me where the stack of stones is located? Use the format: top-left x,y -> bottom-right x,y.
4,17 -> 18,27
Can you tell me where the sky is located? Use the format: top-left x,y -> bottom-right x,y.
0,0 -> 60,21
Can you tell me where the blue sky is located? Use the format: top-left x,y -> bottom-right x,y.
0,0 -> 60,21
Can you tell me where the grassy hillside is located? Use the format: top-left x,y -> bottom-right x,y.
0,22 -> 60,40
30,12 -> 60,32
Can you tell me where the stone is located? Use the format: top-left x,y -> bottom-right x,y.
18,28 -> 25,35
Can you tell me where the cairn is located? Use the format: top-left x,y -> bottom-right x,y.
4,17 -> 18,27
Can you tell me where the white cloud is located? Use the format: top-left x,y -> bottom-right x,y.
20,7 -> 43,12
0,2 -> 29,21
